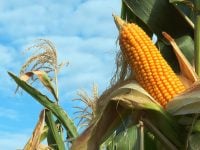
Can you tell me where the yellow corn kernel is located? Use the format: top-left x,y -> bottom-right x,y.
114,16 -> 186,107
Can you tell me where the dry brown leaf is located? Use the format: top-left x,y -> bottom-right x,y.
19,72 -> 34,82
37,144 -> 53,150
72,103 -> 129,150
162,32 -> 198,87
24,110 -> 46,150
71,125 -> 94,150
18,70 -> 58,101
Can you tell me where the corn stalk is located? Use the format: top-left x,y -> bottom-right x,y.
195,0 -> 200,76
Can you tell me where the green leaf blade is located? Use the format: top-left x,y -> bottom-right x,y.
45,110 -> 65,150
8,72 -> 78,138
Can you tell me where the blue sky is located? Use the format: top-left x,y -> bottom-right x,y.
0,0 -> 120,149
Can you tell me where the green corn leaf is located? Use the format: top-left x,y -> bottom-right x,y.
122,0 -> 193,39
193,120 -> 200,133
144,131 -> 157,150
8,72 -> 78,138
18,70 -> 58,101
189,133 -> 200,150
122,0 -> 194,72
120,0 -> 153,37
157,35 -> 194,72
36,70 -> 58,101
101,125 -> 139,150
45,110 -> 65,150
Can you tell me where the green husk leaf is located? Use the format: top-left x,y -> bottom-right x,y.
110,84 -> 185,149
166,83 -> 200,115
72,81 -> 185,150
8,72 -> 78,138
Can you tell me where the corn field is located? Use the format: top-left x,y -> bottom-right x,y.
8,0 -> 200,150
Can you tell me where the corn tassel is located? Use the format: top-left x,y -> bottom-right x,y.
114,15 -> 186,107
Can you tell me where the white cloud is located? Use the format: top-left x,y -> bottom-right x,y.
67,0 -> 120,37
0,0 -> 121,101
0,0 -> 120,39
36,35 -> 117,100
0,0 -> 121,148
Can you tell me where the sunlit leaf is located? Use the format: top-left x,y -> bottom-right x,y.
39,125 -> 48,142
8,72 -> 78,138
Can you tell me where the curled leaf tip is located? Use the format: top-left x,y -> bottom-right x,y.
163,31 -> 198,85
113,14 -> 126,30
162,32 -> 174,42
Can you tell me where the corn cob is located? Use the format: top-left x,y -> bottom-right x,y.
114,16 -> 186,107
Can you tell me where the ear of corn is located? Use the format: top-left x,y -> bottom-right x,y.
114,16 -> 186,107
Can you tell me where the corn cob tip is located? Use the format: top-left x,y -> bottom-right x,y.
112,14 -> 126,30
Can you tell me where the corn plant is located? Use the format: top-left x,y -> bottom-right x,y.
9,0 -> 200,150
9,39 -> 77,150
71,0 -> 200,150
